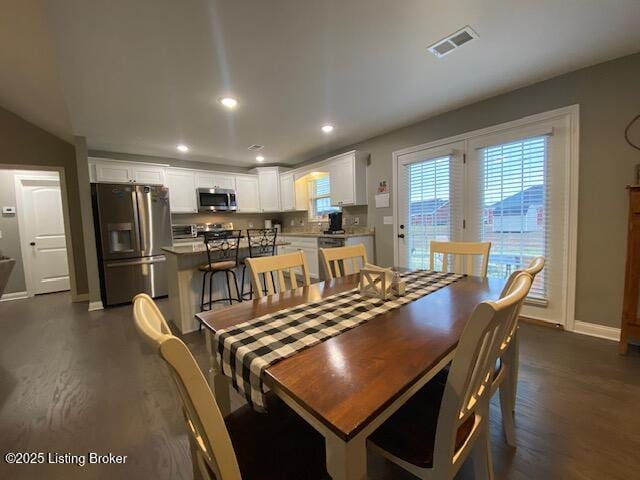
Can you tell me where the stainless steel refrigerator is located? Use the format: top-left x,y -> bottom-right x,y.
92,183 -> 172,306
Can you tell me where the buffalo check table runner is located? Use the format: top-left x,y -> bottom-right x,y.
214,270 -> 464,411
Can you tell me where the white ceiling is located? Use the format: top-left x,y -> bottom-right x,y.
21,1 -> 640,164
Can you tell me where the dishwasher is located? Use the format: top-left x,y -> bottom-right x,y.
318,237 -> 346,278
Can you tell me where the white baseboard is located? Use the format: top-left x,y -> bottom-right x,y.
573,320 -> 620,342
88,301 -> 104,311
0,291 -> 29,302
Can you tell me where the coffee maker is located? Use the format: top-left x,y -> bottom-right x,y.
325,212 -> 344,234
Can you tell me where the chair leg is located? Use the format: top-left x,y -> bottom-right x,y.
510,331 -> 520,413
208,269 -> 214,310
229,269 -> 241,302
200,271 -> 209,312
225,270 -> 233,305
499,379 -> 516,447
471,423 -> 494,480
240,264 -> 246,300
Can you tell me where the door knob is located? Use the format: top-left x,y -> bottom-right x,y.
30,241 -> 36,246
397,234 -> 405,239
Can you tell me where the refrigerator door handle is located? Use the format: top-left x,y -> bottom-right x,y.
105,256 -> 167,268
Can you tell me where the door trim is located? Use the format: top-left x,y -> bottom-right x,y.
392,105 -> 580,331
14,172 -> 70,297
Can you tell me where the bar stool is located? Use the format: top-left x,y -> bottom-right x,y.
240,228 -> 278,300
199,230 -> 242,317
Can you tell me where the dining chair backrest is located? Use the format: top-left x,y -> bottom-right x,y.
132,293 -> 172,343
432,273 -> 532,475
319,244 -> 368,280
498,256 -> 545,351
430,241 -> 492,277
203,229 -> 242,267
133,294 -> 241,480
245,250 -> 311,298
246,228 -> 278,258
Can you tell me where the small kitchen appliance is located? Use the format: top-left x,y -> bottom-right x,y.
324,212 -> 345,235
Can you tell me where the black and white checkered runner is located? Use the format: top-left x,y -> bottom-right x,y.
214,270 -> 464,411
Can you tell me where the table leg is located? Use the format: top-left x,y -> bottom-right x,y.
205,329 -> 231,416
325,434 -> 367,480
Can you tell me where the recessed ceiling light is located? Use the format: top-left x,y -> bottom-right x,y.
321,125 -> 334,133
176,144 -> 189,152
219,97 -> 238,109
256,155 -> 265,162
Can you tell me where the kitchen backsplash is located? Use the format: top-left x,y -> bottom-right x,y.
172,205 -> 369,233
279,205 -> 369,233
171,212 -> 281,230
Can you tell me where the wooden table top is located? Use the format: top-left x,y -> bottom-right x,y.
197,272 -> 505,441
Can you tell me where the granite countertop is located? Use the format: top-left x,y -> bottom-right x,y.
279,232 -> 374,239
162,239 -> 290,256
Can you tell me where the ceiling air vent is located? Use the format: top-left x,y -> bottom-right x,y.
247,144 -> 264,151
427,26 -> 478,58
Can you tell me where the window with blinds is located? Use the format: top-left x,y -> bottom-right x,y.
309,176 -> 340,220
406,156 -> 457,270
479,136 -> 548,300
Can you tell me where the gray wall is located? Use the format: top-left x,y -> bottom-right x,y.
0,170 -> 25,294
0,105 -> 88,297
295,53 -> 640,328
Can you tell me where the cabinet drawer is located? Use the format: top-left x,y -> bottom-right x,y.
631,191 -> 640,214
280,236 -> 318,249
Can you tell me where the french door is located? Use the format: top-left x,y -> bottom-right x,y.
395,111 -> 575,326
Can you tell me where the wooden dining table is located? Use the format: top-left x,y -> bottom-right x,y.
197,271 -> 505,480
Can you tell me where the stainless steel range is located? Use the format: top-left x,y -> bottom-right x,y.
92,183 -> 172,306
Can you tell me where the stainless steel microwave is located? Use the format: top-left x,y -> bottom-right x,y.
197,188 -> 237,212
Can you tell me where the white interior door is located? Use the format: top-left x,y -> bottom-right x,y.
18,176 -> 70,294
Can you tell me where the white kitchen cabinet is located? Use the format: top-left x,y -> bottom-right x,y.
90,158 -> 166,185
166,168 -> 197,213
280,173 -> 309,211
346,236 -> 375,264
196,172 -> 236,190
257,168 -> 281,212
235,175 -> 261,213
130,164 -> 165,185
328,151 -> 368,206
280,236 -> 319,279
280,173 -> 295,211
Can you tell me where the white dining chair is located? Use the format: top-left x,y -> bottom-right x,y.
132,293 -> 328,480
493,256 -> 545,446
367,273 -> 532,480
245,250 -> 311,298
319,244 -> 368,280
430,241 -> 492,277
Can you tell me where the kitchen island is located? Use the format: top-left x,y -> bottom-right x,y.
162,239 -> 290,333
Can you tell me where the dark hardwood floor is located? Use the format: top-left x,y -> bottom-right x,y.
0,292 -> 639,479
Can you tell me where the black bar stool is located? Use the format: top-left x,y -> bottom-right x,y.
240,228 -> 278,300
200,230 -> 242,318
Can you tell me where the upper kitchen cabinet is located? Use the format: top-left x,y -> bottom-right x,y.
196,171 -> 236,190
280,172 -> 309,211
328,151 -> 368,206
235,175 -> 261,213
89,158 -> 166,185
165,168 -> 197,213
255,167 -> 282,212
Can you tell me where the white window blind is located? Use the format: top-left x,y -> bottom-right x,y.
406,155 -> 461,270
310,176 -> 339,220
478,136 -> 548,300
